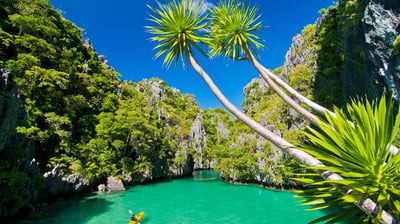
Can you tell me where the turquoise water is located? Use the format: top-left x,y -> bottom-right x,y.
19,171 -> 327,224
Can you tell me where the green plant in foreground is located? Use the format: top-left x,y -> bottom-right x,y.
295,95 -> 400,223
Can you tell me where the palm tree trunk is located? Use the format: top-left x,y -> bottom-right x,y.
242,47 -> 320,125
186,50 -> 396,224
244,47 -> 400,156
260,64 -> 334,116
186,51 -> 319,164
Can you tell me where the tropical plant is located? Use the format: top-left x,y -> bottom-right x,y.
207,0 -> 321,125
146,0 -> 316,173
146,0 -> 210,68
207,0 -> 400,155
295,95 -> 400,223
146,1 -> 395,223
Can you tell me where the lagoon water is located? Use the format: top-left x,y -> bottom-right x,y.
19,170 -> 327,224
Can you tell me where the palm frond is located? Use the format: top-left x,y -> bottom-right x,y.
146,0 -> 210,68
207,0 -> 266,60
295,94 -> 400,223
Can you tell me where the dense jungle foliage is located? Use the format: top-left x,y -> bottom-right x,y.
1,0 -> 399,221
0,0 -> 204,216
0,0 -> 281,217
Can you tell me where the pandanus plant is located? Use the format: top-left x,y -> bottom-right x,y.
295,95 -> 400,223
145,0 -> 396,223
206,0 -> 398,156
207,0 -> 323,125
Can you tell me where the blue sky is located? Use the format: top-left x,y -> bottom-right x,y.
49,0 -> 333,110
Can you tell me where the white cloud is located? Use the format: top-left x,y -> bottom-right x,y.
160,0 -> 212,15
192,0 -> 212,15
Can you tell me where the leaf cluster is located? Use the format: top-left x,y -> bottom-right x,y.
0,0 -> 213,216
295,94 -> 400,223
146,0 -> 210,68
146,0 -> 266,67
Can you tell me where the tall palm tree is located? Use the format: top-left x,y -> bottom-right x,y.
207,0 -> 322,126
207,0 -> 400,156
146,0 -> 395,223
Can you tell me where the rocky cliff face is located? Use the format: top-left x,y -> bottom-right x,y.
0,69 -> 23,151
337,0 -> 400,102
0,69 -> 44,215
134,79 -> 201,178
311,0 -> 400,106
189,115 -> 207,169
239,0 -> 400,187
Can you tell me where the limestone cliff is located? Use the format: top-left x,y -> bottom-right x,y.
239,0 -> 400,187
0,68 -> 42,216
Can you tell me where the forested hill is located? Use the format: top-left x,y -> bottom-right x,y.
2,0 -> 400,219
1,0 -> 285,218
0,0 -> 209,217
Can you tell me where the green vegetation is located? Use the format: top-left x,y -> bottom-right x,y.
207,0 -> 265,59
201,108 -> 298,187
1,0 -> 399,222
295,95 -> 400,223
313,6 -> 345,108
0,0 -> 203,216
394,34 -> 400,55
1,0 -> 285,217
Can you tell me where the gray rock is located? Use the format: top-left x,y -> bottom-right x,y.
0,68 -> 24,151
83,39 -> 95,51
217,115 -> 230,139
43,164 -> 71,195
281,33 -> 317,79
121,171 -> 133,184
189,116 -> 207,169
43,164 -> 90,195
98,184 -> 106,192
171,143 -> 194,176
106,176 -> 125,191
63,174 -> 90,191
337,0 -> 400,101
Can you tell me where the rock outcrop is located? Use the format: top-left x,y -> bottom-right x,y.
238,0 -> 400,187
106,176 -> 125,191
337,0 -> 400,101
43,164 -> 90,196
0,68 -> 24,151
189,116 -> 207,169
0,69 -> 43,215
134,79 -> 198,179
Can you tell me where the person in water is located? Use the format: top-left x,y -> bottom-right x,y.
129,210 -> 137,222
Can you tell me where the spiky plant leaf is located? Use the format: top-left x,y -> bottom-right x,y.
294,94 -> 400,223
146,0 -> 210,68
207,0 -> 265,60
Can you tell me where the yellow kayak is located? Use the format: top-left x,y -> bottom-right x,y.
129,211 -> 144,224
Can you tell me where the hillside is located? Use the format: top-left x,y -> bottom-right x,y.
239,0 -> 400,187
0,0 -> 213,217
1,0 -> 400,219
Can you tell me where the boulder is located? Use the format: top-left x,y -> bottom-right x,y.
97,184 -> 106,192
106,176 -> 125,191
43,164 -> 90,196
